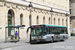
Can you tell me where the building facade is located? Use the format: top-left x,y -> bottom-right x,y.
70,0 -> 75,33
0,0 -> 70,42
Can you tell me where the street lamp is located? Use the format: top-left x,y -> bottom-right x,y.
50,8 -> 53,24
28,2 -> 33,43
29,2 -> 33,27
66,13 -> 68,16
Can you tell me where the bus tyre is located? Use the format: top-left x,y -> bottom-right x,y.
63,36 -> 65,41
30,42 -> 33,44
51,37 -> 54,43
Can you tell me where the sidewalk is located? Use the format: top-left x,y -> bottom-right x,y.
0,38 -> 30,49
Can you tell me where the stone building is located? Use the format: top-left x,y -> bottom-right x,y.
0,0 -> 70,42
70,0 -> 75,33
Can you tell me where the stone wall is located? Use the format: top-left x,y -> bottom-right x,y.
0,0 -> 70,42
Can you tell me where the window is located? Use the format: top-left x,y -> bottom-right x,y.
46,27 -> 50,34
49,17 -> 50,24
50,27 -> 53,34
58,19 -> 60,25
62,19 -> 64,25
69,1 -> 71,6
31,27 -> 46,36
58,28 -> 62,34
37,16 -> 39,24
43,17 -> 45,24
50,27 -> 58,34
57,28 -> 67,34
70,19 -> 71,22
54,18 -> 55,25
66,19 -> 67,26
69,9 -> 71,15
20,14 -> 23,25
49,27 -> 67,34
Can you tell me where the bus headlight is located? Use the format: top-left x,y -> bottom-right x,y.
32,37 -> 37,40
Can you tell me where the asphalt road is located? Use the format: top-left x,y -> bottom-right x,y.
2,37 -> 75,50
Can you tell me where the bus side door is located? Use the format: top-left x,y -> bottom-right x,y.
54,27 -> 60,40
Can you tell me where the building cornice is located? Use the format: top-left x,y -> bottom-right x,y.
5,0 -> 69,14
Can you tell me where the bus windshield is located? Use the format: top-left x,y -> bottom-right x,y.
31,26 -> 45,36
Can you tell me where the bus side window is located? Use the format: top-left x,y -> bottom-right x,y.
63,28 -> 67,34
56,28 -> 58,34
52,27 -> 55,34
60,28 -> 64,34
46,27 -> 49,34
53,27 -> 57,34
50,28 -> 53,34
58,28 -> 61,34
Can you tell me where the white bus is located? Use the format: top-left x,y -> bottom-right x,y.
27,24 -> 68,43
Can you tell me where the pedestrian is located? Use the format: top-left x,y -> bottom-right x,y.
15,31 -> 19,43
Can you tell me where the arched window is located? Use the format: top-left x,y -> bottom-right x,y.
37,16 -> 39,24
49,17 -> 50,24
8,9 -> 15,36
58,18 -> 60,25
8,10 -> 12,25
62,19 -> 64,25
20,14 -> 23,25
66,19 -> 67,26
54,18 -> 55,25
43,17 -> 45,24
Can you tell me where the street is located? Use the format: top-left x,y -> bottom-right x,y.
1,37 -> 75,50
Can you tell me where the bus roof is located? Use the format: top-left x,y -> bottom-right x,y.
45,24 -> 67,28
31,24 -> 67,28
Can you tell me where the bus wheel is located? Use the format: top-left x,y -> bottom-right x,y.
63,36 -> 65,41
51,37 -> 54,43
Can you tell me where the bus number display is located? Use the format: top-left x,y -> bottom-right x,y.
35,26 -> 43,28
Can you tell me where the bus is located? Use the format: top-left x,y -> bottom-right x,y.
28,24 -> 68,43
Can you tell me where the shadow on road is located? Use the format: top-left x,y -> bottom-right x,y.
29,40 -> 65,45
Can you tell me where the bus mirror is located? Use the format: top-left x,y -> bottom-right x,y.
31,28 -> 34,30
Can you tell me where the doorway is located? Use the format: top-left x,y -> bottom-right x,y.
8,9 -> 15,36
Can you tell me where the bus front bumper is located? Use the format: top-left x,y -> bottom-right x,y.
30,39 -> 45,43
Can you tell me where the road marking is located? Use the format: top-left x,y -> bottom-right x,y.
1,48 -> 12,50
